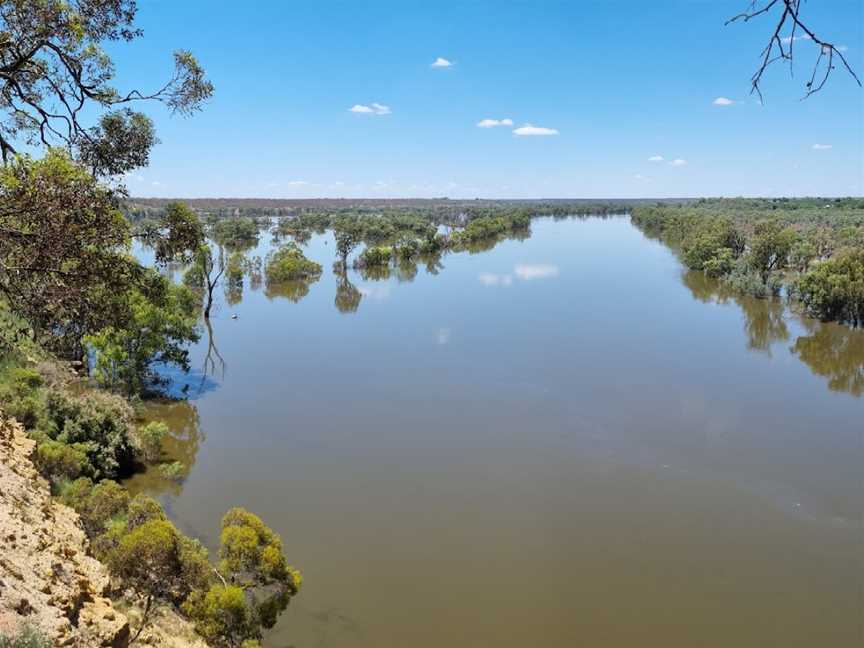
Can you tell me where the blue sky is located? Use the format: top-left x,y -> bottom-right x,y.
114,0 -> 863,198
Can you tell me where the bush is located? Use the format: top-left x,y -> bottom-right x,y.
794,250 -> 864,326
35,440 -> 90,483
158,460 -> 187,482
0,366 -> 44,429
40,390 -> 136,480
680,218 -> 743,273
264,243 -> 322,283
126,493 -> 167,529
137,421 -> 168,464
702,248 -> 736,278
220,507 -> 301,591
62,478 -> 130,537
183,584 -> 255,647
355,246 -> 392,268
723,263 -> 782,298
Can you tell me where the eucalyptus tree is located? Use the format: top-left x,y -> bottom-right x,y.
0,0 -> 212,170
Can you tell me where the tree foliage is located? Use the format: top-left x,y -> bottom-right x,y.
264,242 -> 322,284
794,250 -> 864,326
0,0 -> 212,169
0,150 -> 136,356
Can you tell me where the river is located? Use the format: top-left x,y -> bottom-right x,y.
128,215 -> 863,647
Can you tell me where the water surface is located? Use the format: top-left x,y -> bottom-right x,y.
129,216 -> 863,647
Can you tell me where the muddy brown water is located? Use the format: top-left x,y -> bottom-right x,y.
127,216 -> 863,647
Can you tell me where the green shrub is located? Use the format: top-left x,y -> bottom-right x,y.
158,460 -> 186,482
794,249 -> 864,326
68,479 -> 130,538
137,421 -> 169,464
264,243 -> 322,283
723,263 -> 782,298
183,584 -> 255,647
40,390 -> 136,480
702,248 -> 736,278
356,246 -> 392,267
220,507 -> 301,592
35,440 -> 90,483
680,218 -> 743,273
0,367 -> 45,429
126,493 -> 167,529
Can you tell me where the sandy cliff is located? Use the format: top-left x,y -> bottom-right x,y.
0,413 -> 207,647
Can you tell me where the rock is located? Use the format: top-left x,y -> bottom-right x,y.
0,412 -> 126,646
79,597 -> 130,647
0,411 -> 210,647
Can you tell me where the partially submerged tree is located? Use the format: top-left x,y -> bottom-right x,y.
332,217 -> 364,272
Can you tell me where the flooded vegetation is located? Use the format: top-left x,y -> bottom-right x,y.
131,214 -> 862,647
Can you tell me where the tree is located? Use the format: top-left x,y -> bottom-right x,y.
747,220 -> 797,281
332,217 -> 364,271
219,507 -> 301,592
154,203 -> 205,265
182,585 -> 255,648
0,0 -> 212,170
184,244 -> 225,320
794,249 -> 864,326
85,270 -> 200,395
264,242 -> 322,284
0,150 -> 137,357
728,1 -> 861,100
109,518 -> 212,642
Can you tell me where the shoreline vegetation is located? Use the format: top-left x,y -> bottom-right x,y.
630,198 -> 864,326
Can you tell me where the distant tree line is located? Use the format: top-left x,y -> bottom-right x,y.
632,199 -> 864,326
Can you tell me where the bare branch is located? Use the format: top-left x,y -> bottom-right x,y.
728,0 -> 861,100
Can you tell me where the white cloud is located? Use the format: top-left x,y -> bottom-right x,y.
837,45 -> 848,52
780,34 -> 812,44
436,328 -> 451,345
634,173 -> 649,180
713,97 -> 734,106
477,118 -> 514,128
478,272 -> 513,286
358,285 -> 391,300
670,158 -> 688,167
514,264 -> 559,280
349,103 -> 391,115
287,180 -> 309,187
648,155 -> 664,162
513,124 -> 559,136
812,143 -> 833,150
431,57 -> 454,68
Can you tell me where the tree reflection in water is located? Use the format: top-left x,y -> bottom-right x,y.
682,271 -> 789,354
682,269 -> 864,396
334,272 -> 362,314
264,277 -> 319,303
792,320 -> 864,397
124,399 -> 203,497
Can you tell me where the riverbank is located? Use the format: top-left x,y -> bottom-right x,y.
0,411 -> 209,647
